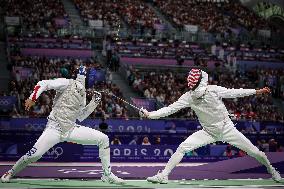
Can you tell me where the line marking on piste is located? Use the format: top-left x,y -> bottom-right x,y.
0,162 -> 207,167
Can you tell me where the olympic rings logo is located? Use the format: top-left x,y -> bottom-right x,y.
46,147 -> 64,159
0,99 -> 11,106
24,123 -> 46,131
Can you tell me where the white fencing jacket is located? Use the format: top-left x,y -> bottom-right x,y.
29,78 -> 99,133
148,71 -> 256,137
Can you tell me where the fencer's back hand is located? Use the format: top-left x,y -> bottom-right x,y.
25,99 -> 35,111
256,87 -> 271,95
92,91 -> 102,103
139,107 -> 149,118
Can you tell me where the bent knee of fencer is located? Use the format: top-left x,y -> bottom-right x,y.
177,144 -> 188,155
98,134 -> 109,149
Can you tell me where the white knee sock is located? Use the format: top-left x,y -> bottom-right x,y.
99,147 -> 111,175
162,149 -> 184,176
10,156 -> 29,176
254,152 -> 274,173
9,153 -> 40,176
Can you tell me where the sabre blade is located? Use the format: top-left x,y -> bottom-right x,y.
120,98 -> 140,111
99,90 -> 141,111
112,94 -> 140,111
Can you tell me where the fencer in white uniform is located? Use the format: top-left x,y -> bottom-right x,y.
1,65 -> 124,184
141,68 -> 281,183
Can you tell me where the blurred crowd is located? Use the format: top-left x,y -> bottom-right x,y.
155,0 -> 271,34
4,0 -> 279,39
256,138 -> 283,152
116,0 -> 163,31
108,36 -> 284,62
74,0 -> 162,32
126,66 -> 284,121
4,0 -> 69,32
212,42 -> 284,62
222,1 -> 270,32
74,0 -> 121,28
112,37 -> 206,60
156,0 -> 231,33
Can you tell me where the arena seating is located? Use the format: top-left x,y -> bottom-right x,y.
4,0 -> 275,38
5,0 -> 69,31
7,37 -> 91,49
74,0 -> 163,30
155,0 -> 271,34
219,43 -> 284,62
222,1 -> 270,31
73,0 -> 121,28
109,37 -> 284,68
113,38 -> 205,59
116,0 -> 163,31
8,35 -> 93,58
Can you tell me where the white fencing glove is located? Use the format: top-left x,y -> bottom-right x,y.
139,107 -> 149,118
92,91 -> 102,104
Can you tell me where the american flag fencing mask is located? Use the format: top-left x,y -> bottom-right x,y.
187,69 -> 202,90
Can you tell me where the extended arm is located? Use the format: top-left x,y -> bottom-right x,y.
143,93 -> 191,119
25,78 -> 69,110
216,86 -> 270,99
77,91 -> 102,122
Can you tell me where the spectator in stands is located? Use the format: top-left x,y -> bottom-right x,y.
154,136 -> 161,145
260,128 -> 268,134
176,54 -> 184,66
279,70 -> 284,101
223,145 -> 236,158
244,122 -> 257,134
237,149 -> 247,157
167,122 -> 177,134
277,144 -> 284,152
110,51 -> 120,72
10,105 -> 21,118
218,47 -> 225,60
98,118 -> 109,133
94,107 -> 106,118
268,139 -> 278,152
258,139 -> 269,152
185,150 -> 198,157
106,39 -> 113,67
142,136 -> 151,145
211,43 -> 217,56
111,136 -> 122,145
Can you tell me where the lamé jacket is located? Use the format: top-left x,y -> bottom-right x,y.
29,78 -> 98,133
148,71 -> 256,137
